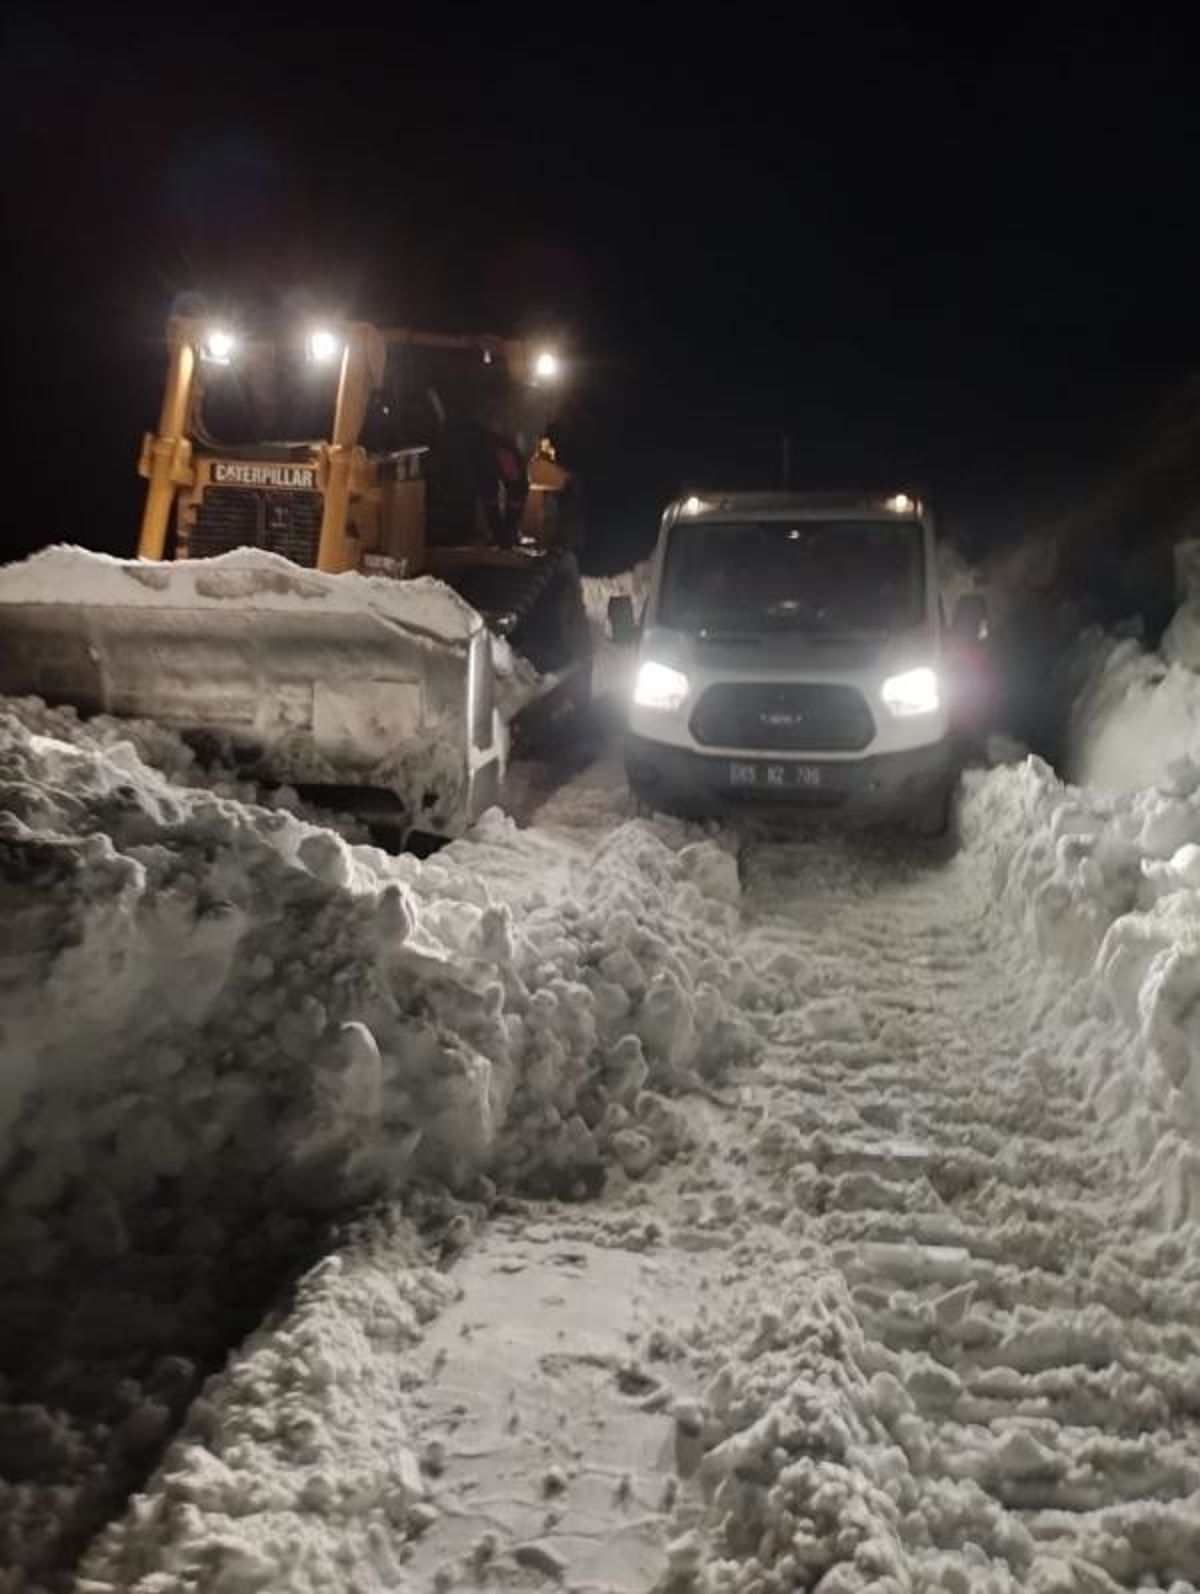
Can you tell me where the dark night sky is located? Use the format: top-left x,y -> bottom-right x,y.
4,5 -> 1200,570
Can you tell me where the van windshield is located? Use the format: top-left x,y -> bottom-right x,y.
659,518 -> 926,635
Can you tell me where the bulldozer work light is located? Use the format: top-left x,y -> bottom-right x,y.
533,349 -> 560,382
307,328 -> 342,363
886,492 -> 914,514
202,327 -> 236,364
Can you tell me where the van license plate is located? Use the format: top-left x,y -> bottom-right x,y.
729,761 -> 822,789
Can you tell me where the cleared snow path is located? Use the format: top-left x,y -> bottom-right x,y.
80,782 -> 1200,1591
381,831 -> 1200,1591
731,834 -> 1200,1588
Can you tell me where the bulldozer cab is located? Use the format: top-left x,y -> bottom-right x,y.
137,317 -> 578,578
369,339 -> 562,552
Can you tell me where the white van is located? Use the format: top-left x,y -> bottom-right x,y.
613,491 -> 972,830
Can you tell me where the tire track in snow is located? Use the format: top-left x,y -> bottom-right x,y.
325,815 -> 1200,1591
732,830 -> 1200,1588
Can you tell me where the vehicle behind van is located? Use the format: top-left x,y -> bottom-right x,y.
616,491 -> 977,830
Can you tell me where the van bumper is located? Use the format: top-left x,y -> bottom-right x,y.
625,733 -> 953,821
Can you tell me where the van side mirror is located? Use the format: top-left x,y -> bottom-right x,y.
950,593 -> 988,643
608,595 -> 639,645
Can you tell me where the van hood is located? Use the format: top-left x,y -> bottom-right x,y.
644,624 -> 933,676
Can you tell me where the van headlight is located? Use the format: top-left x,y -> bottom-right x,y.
633,660 -> 690,711
881,666 -> 939,717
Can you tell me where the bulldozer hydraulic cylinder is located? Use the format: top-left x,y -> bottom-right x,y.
317,448 -> 354,573
316,328 -> 379,573
137,334 -> 196,561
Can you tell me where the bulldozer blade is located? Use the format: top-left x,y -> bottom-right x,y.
0,550 -> 502,840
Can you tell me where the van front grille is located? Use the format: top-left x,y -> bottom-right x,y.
690,682 -> 875,752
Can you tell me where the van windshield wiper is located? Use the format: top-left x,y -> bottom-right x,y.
762,603 -> 892,639
762,599 -> 821,626
696,625 -> 763,645
690,606 -> 893,640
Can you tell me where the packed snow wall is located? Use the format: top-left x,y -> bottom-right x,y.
964,553 -> 1200,1227
0,700 -> 763,1220
1067,539 -> 1200,793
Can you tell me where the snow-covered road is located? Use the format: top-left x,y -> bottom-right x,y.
70,749 -> 1200,1592
8,584 -> 1200,1590
381,824 -> 1200,1590
735,832 -> 1200,1586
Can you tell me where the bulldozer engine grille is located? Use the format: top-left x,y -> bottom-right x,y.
188,488 -> 323,566
690,682 -> 875,752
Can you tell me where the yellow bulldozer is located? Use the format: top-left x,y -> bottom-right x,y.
0,314 -> 592,842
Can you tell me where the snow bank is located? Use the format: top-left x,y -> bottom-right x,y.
80,1212 -> 456,1593
1067,626 -> 1200,794
581,561 -> 651,628
962,758 -> 1200,1226
953,548 -> 1200,1226
1068,538 -> 1200,793
2,696 -> 379,838
0,696 -> 767,1577
0,700 -> 761,1208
